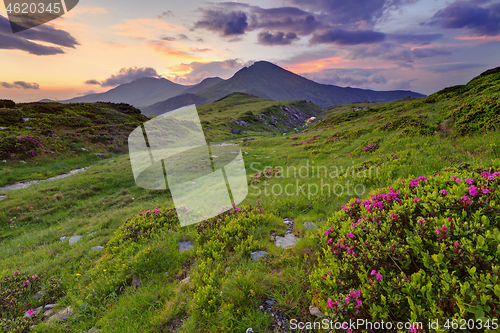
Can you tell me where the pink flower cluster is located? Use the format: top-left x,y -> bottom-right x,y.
435,225 -> 448,240
292,135 -> 317,146
409,176 -> 427,188
481,171 -> 499,180
363,143 -> 376,151
371,270 -> 383,280
136,207 -> 162,216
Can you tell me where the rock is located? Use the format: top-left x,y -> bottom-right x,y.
68,235 -> 82,246
1,160 -> 6,162
0,195 -> 6,200
44,309 -> 54,317
246,328 -> 254,333
275,233 -> 297,249
303,222 -> 319,231
23,118 -> 30,122
88,328 -> 100,333
81,148 -> 88,151
19,160 -> 26,163
309,305 -> 325,318
47,306 -> 73,322
59,236 -> 69,243
180,276 -> 190,284
88,231 -> 97,237
0,127 -> 7,130
94,153 -> 106,158
265,300 -> 274,306
91,246 -> 105,251
244,152 -> 248,155
44,304 -> 55,311
179,241 -> 194,253
230,151 -> 239,154
250,250 -> 268,262
25,126 -> 32,129
33,291 -> 43,300
133,276 -> 141,288
211,155 -> 218,158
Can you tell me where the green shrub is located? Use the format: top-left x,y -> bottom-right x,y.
0,99 -> 15,108
107,207 -> 179,252
309,163 -> 500,329
450,95 -> 500,135
0,108 -> 23,126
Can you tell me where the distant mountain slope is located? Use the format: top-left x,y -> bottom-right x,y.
197,61 -> 425,107
142,93 -> 208,116
181,77 -> 224,95
145,61 -> 425,114
61,77 -> 191,108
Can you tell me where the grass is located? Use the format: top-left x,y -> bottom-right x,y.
1,68 -> 500,332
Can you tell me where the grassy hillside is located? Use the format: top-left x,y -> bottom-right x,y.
0,67 -> 500,332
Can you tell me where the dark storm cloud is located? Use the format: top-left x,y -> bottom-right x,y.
194,9 -> 249,36
194,3 -> 321,38
0,81 -> 40,89
258,31 -> 299,45
0,15 -> 78,55
310,29 -> 386,45
84,67 -> 160,87
425,1 -> 500,36
388,33 -> 443,45
286,0 -> 418,26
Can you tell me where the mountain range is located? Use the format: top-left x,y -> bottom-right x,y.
59,61 -> 425,116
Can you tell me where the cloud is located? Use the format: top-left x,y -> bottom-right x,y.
194,3 -> 321,39
158,11 -> 175,19
418,62 -> 485,73
258,31 -> 299,45
111,18 -> 183,39
84,67 -> 160,87
166,59 -> 251,84
310,29 -> 386,45
194,10 -> 249,36
425,1 -> 500,36
0,15 -> 78,55
1,81 -> 40,89
345,42 -> 451,67
286,0 -> 417,27
388,33 -> 443,45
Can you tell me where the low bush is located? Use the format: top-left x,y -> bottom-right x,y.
0,108 -> 23,126
309,163 -> 500,330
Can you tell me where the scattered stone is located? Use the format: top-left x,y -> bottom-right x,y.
250,250 -> 268,262
309,305 -> 325,318
23,118 -> 30,122
24,306 -> 42,318
0,195 -> 6,200
47,306 -> 73,322
59,236 -> 69,243
94,153 -> 106,158
88,231 -> 97,238
44,304 -> 55,311
246,328 -> 254,333
265,300 -> 275,306
2,160 -> 6,162
25,126 -> 32,129
81,148 -> 88,151
211,155 -> 218,158
275,233 -> 298,249
33,291 -> 43,300
19,160 -> 26,163
91,246 -> 105,251
133,276 -> 141,288
44,309 -> 54,317
303,222 -> 319,231
244,152 -> 248,155
179,241 -> 194,253
0,127 -> 6,130
88,327 -> 100,333
68,235 -> 82,246
242,138 -> 255,142
180,276 -> 190,284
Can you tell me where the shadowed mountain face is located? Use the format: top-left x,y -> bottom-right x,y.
142,61 -> 425,116
61,61 -> 425,115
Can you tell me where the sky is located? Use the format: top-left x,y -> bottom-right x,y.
1,0 -> 500,102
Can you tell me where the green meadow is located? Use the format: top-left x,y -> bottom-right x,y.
1,68 -> 500,332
